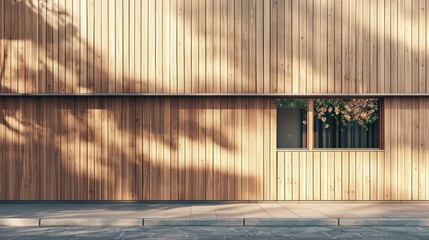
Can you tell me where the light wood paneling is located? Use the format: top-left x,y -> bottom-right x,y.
0,97 -> 429,201
1,0 -> 428,94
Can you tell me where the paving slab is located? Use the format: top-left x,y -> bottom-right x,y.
40,218 -> 143,227
244,218 -> 339,226
144,218 -> 244,226
339,218 -> 429,226
0,218 -> 40,227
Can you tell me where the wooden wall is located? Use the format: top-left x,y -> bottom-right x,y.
1,0 -> 429,94
0,97 -> 428,201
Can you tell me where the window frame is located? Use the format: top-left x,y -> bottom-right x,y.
276,97 -> 384,151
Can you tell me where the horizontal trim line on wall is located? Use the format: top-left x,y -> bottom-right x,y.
0,93 -> 429,97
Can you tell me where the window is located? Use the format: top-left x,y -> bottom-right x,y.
276,99 -> 308,148
276,98 -> 382,149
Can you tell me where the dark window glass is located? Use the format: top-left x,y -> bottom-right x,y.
276,99 -> 308,148
314,98 -> 380,148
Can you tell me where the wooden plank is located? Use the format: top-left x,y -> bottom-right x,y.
327,152 -> 335,200
191,98 -> 199,199
270,99 -> 277,200
425,98 -> 429,199
183,0 -> 191,94
149,98 -> 158,199
391,0 -> 398,93
114,99 -> 122,200
100,0 -> 110,93
412,98 -> 419,199
205,98 -> 214,199
355,152 -> 363,200
163,0 -> 170,93
241,1 -> 249,93
205,0 -> 213,93
284,152 -> 292,200
177,0 -> 185,93
313,152 -> 320,200
419,0 -> 426,93
227,98 -> 235,200
220,0 -> 228,93
320,0 -> 328,93
277,0 -> 285,94
270,0 -> 278,93
39,0 -> 47,93
327,0 -> 335,93
291,0 -> 299,93
163,98 -> 171,200
156,98 -> 164,199
384,99 -> 391,200
412,0 -> 419,93
240,98 -> 248,200
299,152 -> 306,200
334,152 -> 342,200
348,0 -> 356,93
191,0 -> 199,93
285,0 -> 292,93
142,98 -> 151,199
300,0 -> 307,93
355,0 -> 363,93
384,0 -> 391,93
378,0 -> 385,93
305,0 -> 313,93
95,98 -> 102,200
390,98 -> 398,199
213,98 -> 221,199
199,98 -> 207,200
256,99 -> 264,200
362,152 -> 370,200
349,152 -> 356,200
397,0 -> 405,93
277,152 -> 285,201
418,98 -> 426,199
256,0 -> 264,93
72,0 -> 79,93
94,0 -> 102,92
370,151 -> 378,200
200,0 -> 207,93
234,98 -> 242,200
320,151 -> 328,200
170,98 -> 178,200
141,0 -> 148,92
404,98 -> 412,200
248,98 -> 257,200
342,0 -> 349,93
79,0 -> 87,93
342,152 -> 349,200
292,152 -> 299,200
86,0 -> 94,93
369,0 -> 378,93
362,0 -> 370,93
148,0 -> 155,92
39,102 -> 47,198
129,98 -> 137,200
248,0 -> 256,93
170,0 -> 177,93
23,0 -> 31,93
263,99 -> 270,199
155,0 -> 163,93
377,151 -> 385,200
263,0 -> 270,93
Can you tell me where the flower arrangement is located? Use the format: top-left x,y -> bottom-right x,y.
276,98 -> 379,131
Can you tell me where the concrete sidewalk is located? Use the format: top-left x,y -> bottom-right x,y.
1,202 -> 429,227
